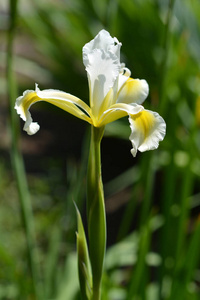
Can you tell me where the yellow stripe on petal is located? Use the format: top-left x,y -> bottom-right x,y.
15,85 -> 92,135
36,87 -> 92,120
117,78 -> 149,105
98,103 -> 143,127
129,109 -> 166,157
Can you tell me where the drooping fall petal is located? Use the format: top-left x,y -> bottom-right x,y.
15,84 -> 92,135
129,109 -> 166,157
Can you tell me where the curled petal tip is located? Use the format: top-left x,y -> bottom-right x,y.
14,86 -> 41,135
24,122 -> 40,135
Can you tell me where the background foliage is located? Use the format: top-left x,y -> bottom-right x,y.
0,0 -> 200,299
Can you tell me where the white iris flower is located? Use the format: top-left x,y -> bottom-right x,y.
15,30 -> 166,156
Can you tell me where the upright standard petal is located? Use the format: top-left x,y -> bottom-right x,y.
83,30 -> 123,122
15,84 -> 92,135
129,110 -> 166,157
83,30 -> 121,67
85,49 -> 120,121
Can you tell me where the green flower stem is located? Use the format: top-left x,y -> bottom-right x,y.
7,1 -> 42,299
87,125 -> 106,300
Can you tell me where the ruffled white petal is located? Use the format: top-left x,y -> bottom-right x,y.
117,78 -> 149,105
83,30 -> 124,119
129,109 -> 166,157
83,29 -> 121,67
85,48 -> 120,117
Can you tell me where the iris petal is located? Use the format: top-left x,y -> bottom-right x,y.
15,84 -> 92,135
83,30 -> 122,120
117,68 -> 131,92
129,109 -> 166,157
85,49 -> 120,118
98,103 -> 144,127
83,29 -> 121,67
117,78 -> 149,105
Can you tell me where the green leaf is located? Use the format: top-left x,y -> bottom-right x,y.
75,203 -> 92,300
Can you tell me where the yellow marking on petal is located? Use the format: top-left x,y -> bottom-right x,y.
123,77 -> 134,89
132,110 -> 156,140
36,89 -> 93,122
15,87 -> 94,135
98,103 -> 143,127
98,89 -> 114,118
23,93 -> 38,115
117,78 -> 149,105
129,109 -> 166,156
98,109 -> 127,127
45,99 -> 92,124
16,91 -> 37,119
17,89 -> 93,124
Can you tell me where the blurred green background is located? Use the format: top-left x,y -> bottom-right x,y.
1,0 -> 200,299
